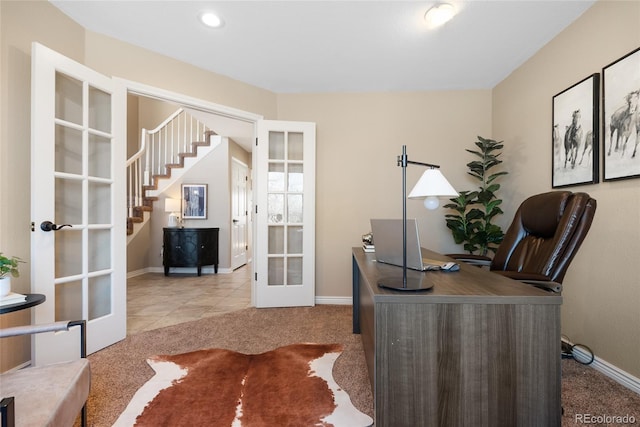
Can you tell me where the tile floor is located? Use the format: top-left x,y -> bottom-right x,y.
126,264 -> 252,335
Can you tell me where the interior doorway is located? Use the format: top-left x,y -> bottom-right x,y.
121,78 -> 317,313
121,80 -> 261,326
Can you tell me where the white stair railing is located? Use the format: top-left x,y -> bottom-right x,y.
126,108 -> 212,219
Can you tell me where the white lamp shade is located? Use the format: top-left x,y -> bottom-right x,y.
165,198 -> 181,213
408,168 -> 458,199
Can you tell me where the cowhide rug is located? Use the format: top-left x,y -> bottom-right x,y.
113,343 -> 373,427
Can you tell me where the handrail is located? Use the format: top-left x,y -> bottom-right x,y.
127,107 -> 185,167
148,108 -> 184,134
126,128 -> 147,167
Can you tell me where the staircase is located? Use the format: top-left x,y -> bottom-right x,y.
126,108 -> 218,241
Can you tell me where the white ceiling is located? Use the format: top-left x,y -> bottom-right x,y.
49,1 -> 595,152
50,0 -> 596,94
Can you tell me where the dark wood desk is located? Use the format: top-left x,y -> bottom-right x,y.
0,294 -> 46,315
352,247 -> 562,427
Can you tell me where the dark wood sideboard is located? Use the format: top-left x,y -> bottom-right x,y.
163,228 -> 219,276
352,247 -> 562,427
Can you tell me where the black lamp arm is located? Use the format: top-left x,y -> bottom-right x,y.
406,160 -> 440,168
397,154 -> 441,169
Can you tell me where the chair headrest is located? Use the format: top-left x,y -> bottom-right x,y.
490,190 -> 596,285
519,192 -> 570,238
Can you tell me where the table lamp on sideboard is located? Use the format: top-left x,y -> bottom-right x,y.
165,198 -> 181,228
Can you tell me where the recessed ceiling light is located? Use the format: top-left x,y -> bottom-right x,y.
200,11 -> 224,28
424,3 -> 456,28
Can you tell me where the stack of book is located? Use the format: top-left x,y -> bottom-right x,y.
0,291 -> 27,306
363,244 -> 375,253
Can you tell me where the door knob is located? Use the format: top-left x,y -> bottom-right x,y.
40,221 -> 72,232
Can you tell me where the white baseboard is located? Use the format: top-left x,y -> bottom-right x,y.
315,296 -> 352,305
127,268 -> 152,279
5,360 -> 31,373
569,343 -> 640,395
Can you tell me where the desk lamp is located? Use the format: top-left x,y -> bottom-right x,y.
165,198 -> 181,227
377,145 -> 458,291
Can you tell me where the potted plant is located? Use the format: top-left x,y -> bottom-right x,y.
444,136 -> 508,256
0,253 -> 24,297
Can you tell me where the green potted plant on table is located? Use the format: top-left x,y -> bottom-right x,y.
0,253 -> 24,297
444,136 -> 508,256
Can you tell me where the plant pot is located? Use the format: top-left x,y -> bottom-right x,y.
0,277 -> 11,297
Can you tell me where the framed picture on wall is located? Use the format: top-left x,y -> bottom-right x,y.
551,73 -> 600,188
181,184 -> 208,219
602,47 -> 640,181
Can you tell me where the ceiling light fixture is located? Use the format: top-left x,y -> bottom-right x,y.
200,11 -> 224,28
424,3 -> 456,28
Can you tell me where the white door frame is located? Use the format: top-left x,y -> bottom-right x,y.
231,157 -> 249,270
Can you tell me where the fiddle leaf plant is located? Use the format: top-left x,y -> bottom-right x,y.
0,253 -> 24,279
444,136 -> 508,256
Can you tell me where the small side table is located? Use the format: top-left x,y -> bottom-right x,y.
0,294 -> 46,315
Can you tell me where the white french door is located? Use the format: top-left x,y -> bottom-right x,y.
231,158 -> 249,270
255,120 -> 316,308
31,43 -> 126,365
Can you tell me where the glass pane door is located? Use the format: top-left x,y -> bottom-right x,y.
54,71 -> 114,323
256,121 -> 315,307
31,43 -> 126,364
267,130 -> 304,287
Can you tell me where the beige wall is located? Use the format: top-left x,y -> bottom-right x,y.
83,32 -> 277,119
126,94 -> 139,158
276,91 -> 492,297
493,0 -> 640,377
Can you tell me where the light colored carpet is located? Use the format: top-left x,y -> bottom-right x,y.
81,305 -> 640,426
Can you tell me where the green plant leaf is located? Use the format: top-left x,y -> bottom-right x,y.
0,253 -> 24,279
442,136 -> 508,255
466,208 -> 484,220
487,171 -> 508,184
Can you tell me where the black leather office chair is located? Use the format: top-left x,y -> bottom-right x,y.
449,191 -> 597,292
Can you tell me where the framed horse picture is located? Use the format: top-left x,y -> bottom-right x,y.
552,73 -> 600,188
602,47 -> 640,181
